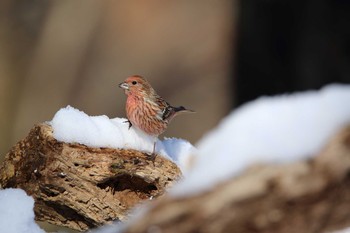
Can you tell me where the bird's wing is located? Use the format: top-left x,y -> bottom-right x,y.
155,95 -> 174,121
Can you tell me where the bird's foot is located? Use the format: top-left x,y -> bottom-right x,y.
123,120 -> 132,129
148,152 -> 156,164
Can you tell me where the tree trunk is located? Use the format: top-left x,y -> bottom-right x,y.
0,123 -> 182,232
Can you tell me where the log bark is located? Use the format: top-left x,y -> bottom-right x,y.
121,126 -> 350,233
0,123 -> 182,232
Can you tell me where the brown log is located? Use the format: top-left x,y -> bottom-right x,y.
0,123 -> 182,232
121,125 -> 350,233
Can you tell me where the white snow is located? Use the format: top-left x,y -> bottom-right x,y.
161,138 -> 196,175
50,106 -> 196,173
333,228 -> 350,233
0,189 -> 45,233
171,84 -> 350,196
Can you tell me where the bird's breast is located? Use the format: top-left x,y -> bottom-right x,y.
126,95 -> 168,136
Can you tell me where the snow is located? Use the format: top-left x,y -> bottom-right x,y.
50,106 -> 196,173
161,138 -> 196,175
0,189 -> 44,233
333,228 -> 350,233
171,84 -> 350,196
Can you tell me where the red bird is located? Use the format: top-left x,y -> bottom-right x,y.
119,75 -> 194,155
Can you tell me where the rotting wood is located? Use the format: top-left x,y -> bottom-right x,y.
0,123 -> 182,232
121,126 -> 350,233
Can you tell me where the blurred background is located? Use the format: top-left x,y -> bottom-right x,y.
0,0 -> 350,158
0,0 -> 350,232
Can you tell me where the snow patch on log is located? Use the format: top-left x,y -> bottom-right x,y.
50,106 -> 196,173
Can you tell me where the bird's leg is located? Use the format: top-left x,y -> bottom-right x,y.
149,138 -> 157,161
152,140 -> 156,154
123,119 -> 132,129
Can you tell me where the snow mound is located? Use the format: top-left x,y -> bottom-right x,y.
0,189 -> 44,233
172,84 -> 350,196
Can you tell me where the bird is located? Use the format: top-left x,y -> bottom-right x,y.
119,75 -> 194,157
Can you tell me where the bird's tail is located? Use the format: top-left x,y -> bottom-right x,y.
174,106 -> 195,114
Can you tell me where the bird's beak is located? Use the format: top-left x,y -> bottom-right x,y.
119,82 -> 129,90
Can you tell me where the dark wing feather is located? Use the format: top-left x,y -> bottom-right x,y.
162,105 -> 174,120
154,95 -> 174,121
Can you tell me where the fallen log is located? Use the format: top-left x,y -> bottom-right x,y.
121,126 -> 350,233
0,123 -> 182,232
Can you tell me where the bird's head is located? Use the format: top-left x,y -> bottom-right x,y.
119,75 -> 155,97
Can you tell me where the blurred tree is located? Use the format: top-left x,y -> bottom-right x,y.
0,1 -> 234,158
0,0 -> 50,158
235,0 -> 350,106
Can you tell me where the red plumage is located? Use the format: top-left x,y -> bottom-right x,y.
119,75 -> 194,154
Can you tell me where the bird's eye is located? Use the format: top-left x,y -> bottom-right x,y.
132,81 -> 137,85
